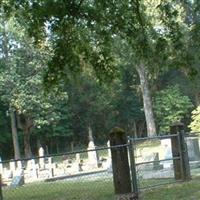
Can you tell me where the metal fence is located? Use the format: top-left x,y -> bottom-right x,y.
0,146 -> 115,200
1,131 -> 200,199
128,131 -> 200,193
185,132 -> 200,179
128,134 -> 182,192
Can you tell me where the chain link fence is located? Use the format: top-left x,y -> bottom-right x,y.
185,132 -> 200,179
1,130 -> 200,199
0,146 -> 114,200
128,131 -> 200,192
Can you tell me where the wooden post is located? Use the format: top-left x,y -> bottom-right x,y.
170,122 -> 191,181
110,127 -> 136,200
0,174 -> 3,200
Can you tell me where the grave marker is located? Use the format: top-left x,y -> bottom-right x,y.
39,147 -> 45,169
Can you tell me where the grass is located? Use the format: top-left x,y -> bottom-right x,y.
3,179 -> 114,200
3,177 -> 200,200
142,178 -> 200,200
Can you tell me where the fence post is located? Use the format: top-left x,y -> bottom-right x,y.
128,137 -> 139,199
0,174 -> 3,200
170,122 -> 191,181
110,127 -> 136,200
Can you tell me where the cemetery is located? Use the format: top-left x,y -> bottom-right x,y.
1,1 -> 200,199
1,126 -> 200,199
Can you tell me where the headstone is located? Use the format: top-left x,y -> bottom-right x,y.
39,147 -> 45,169
75,153 -> 80,163
9,160 -> 16,172
17,161 -> 22,169
27,159 -> 38,178
47,157 -> 54,178
161,139 -> 173,168
10,170 -> 24,188
0,157 -> 3,174
142,153 -> 163,171
87,141 -> 98,169
48,157 -> 53,165
153,153 -> 163,170
186,137 -> 200,161
106,140 -> 112,172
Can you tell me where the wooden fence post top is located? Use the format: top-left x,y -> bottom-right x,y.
109,127 -> 125,135
109,127 -> 126,145
170,122 -> 184,128
170,122 -> 184,134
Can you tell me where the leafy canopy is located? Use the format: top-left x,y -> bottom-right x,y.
189,106 -> 200,132
154,85 -> 193,133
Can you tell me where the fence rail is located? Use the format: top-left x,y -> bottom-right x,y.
0,124 -> 199,199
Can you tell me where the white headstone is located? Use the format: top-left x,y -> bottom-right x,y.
27,159 -> 38,178
46,157 -> 54,178
87,141 -> 98,169
76,153 -> 80,163
161,139 -> 173,168
186,137 -> 200,161
161,139 -> 172,158
10,161 -> 16,172
106,140 -> 112,172
39,147 -> 45,169
0,157 -> 3,174
17,161 -> 22,169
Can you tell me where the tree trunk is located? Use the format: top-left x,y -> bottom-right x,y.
3,20 -> 21,159
23,127 -> 32,158
133,120 -> 138,138
10,110 -> 21,160
136,64 -> 156,137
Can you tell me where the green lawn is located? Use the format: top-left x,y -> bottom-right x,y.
3,177 -> 200,200
142,178 -> 200,200
3,179 -> 114,200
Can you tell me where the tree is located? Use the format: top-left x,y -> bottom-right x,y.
1,0 -> 198,138
0,13 -> 21,159
189,106 -> 200,132
0,15 -> 68,158
0,102 -> 13,159
154,85 -> 193,133
112,64 -> 144,137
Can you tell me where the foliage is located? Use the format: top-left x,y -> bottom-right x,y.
112,64 -> 144,134
154,85 -> 193,133
0,15 -> 70,156
189,106 -> 200,132
0,0 -> 192,83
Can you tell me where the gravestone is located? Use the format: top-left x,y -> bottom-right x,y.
142,152 -> 163,171
87,141 -> 98,169
9,161 -> 16,172
0,157 -> 3,174
186,137 -> 200,161
17,161 -> 22,169
87,126 -> 98,169
75,153 -> 83,172
75,153 -> 80,163
39,147 -> 45,169
46,157 -> 55,178
27,159 -> 38,178
106,140 -> 112,172
153,153 -> 163,170
161,139 -> 173,168
10,170 -> 24,188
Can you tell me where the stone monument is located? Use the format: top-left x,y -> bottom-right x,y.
106,140 -> 112,172
39,146 -> 45,169
87,126 -> 98,169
